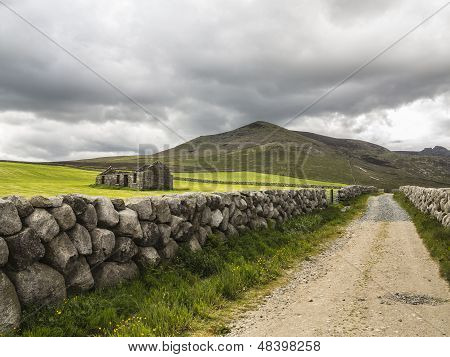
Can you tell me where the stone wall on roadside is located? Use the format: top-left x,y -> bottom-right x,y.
337,185 -> 378,202
0,186 -> 375,332
399,186 -> 450,227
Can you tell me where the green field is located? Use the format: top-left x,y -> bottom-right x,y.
0,162 -> 341,198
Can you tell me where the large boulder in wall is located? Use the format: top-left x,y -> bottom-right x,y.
137,221 -> 161,247
24,209 -> 60,243
225,224 -> 239,237
65,256 -> 94,294
201,206 -> 212,225
230,209 -> 245,226
208,194 -> 223,210
7,262 -> 67,306
170,215 -> 185,236
43,232 -> 79,275
4,228 -> 45,271
77,204 -> 98,231
173,221 -> 193,242
185,236 -> 202,252
86,228 -> 115,266
158,239 -> 179,260
134,246 -> 161,270
210,209 -> 223,228
92,261 -> 139,290
152,198 -> 172,223
126,198 -> 154,221
111,198 -> 126,211
66,223 -> 92,255
114,208 -> 143,239
3,195 -> 34,218
197,226 -> 208,246
29,195 -> 63,208
249,217 -> 268,230
49,204 -> 77,231
0,271 -> 21,333
165,196 -> 182,216
62,194 -> 88,215
110,236 -> 138,263
195,194 -> 207,210
137,222 -> 171,248
158,224 -> 172,248
94,197 -> 119,228
180,196 -> 197,220
219,207 -> 230,231
0,198 -> 22,236
0,237 -> 9,267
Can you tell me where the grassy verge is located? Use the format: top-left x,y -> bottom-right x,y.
393,193 -> 450,283
12,194 -> 370,337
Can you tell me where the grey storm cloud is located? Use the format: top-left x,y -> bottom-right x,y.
0,0 -> 449,161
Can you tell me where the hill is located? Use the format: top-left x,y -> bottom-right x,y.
57,121 -> 450,189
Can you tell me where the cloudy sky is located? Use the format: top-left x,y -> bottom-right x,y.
0,0 -> 449,161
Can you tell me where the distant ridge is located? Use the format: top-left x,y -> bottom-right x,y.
421,146 -> 450,157
396,145 -> 450,157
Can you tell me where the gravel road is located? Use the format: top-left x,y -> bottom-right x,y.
229,194 -> 450,336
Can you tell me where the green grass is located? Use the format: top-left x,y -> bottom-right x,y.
394,193 -> 450,283
10,194 -> 370,337
0,162 -> 341,198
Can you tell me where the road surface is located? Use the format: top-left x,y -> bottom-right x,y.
229,194 -> 450,336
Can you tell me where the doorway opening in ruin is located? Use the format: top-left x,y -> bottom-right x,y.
124,174 -> 129,187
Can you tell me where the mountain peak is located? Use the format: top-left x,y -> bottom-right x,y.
420,146 -> 449,157
240,121 -> 283,130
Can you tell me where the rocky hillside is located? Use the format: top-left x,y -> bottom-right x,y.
58,121 -> 450,190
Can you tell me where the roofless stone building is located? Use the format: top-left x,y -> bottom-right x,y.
96,161 -> 173,190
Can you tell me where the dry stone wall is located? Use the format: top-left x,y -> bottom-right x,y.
399,186 -> 450,227
0,186 -> 375,332
337,185 -> 378,201
174,176 -> 341,189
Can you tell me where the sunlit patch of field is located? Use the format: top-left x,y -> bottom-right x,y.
0,162 -> 342,198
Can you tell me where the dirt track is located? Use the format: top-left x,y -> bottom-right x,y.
229,194 -> 450,336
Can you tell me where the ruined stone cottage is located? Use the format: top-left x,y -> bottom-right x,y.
96,161 -> 173,190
